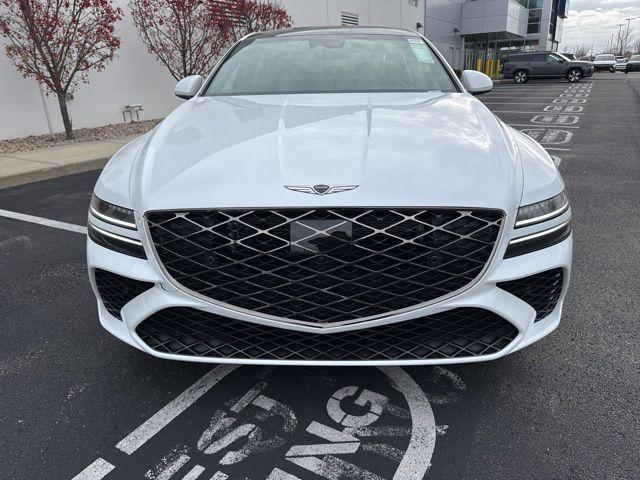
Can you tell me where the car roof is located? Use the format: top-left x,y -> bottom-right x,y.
249,26 -> 421,38
511,51 -> 554,55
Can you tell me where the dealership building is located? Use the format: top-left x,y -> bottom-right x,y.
0,0 -> 568,139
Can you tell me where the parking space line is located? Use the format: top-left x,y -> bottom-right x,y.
508,123 -> 580,129
70,458 -> 115,480
0,208 -> 87,234
115,365 -> 239,455
482,101 -> 578,105
543,147 -> 572,151
489,110 -> 587,115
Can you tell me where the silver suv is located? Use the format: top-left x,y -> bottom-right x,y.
503,52 -> 594,84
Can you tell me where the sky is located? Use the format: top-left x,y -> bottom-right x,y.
560,0 -> 640,53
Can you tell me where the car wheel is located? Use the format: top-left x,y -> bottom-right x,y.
513,70 -> 528,84
567,69 -> 582,83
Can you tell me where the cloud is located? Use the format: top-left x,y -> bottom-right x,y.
560,6 -> 640,51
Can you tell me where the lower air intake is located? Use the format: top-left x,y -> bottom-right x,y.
498,268 -> 564,321
136,307 -> 518,361
94,269 -> 154,320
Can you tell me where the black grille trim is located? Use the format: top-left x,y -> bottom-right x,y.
135,307 -> 518,361
498,268 -> 565,322
94,269 -> 154,320
146,208 -> 503,325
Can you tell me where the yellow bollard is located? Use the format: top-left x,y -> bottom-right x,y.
495,60 -> 501,78
476,58 -> 482,72
486,58 -> 494,76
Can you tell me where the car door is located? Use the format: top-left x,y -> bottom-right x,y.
541,54 -> 566,77
526,54 -> 547,77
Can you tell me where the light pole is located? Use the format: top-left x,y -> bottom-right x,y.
624,16 -> 640,55
618,24 -> 624,56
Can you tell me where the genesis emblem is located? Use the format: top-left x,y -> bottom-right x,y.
285,185 -> 359,195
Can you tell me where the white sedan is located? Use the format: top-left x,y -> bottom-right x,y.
87,27 -> 572,365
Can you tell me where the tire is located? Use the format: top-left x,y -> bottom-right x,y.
567,68 -> 582,83
513,70 -> 528,84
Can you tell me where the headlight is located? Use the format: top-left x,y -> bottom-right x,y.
89,194 -> 137,230
88,194 -> 146,258
515,191 -> 569,228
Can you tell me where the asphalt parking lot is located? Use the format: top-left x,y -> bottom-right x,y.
1,73 -> 640,480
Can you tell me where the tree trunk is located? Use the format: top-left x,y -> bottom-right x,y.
56,92 -> 74,140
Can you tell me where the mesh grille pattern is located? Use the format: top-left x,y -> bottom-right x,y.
94,269 -> 154,320
136,308 -> 518,361
147,209 -> 503,324
498,268 -> 564,321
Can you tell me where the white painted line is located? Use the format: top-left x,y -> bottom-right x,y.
482,101 -> 565,105
544,147 -> 572,151
230,381 -> 265,413
147,453 -> 191,480
286,442 -> 360,457
0,208 -> 87,234
116,365 -> 239,455
182,465 -> 206,480
379,366 -> 435,480
490,110 -> 586,115
267,469 -> 301,480
508,124 -> 580,129
71,458 -> 115,480
210,472 -> 229,480
482,95 -> 565,98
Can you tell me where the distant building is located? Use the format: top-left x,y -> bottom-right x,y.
425,0 -> 569,72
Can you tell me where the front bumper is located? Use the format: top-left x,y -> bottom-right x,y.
87,215 -> 573,365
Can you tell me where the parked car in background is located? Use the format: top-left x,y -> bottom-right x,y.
593,54 -> 616,71
625,55 -> 640,73
614,57 -> 628,72
503,52 -> 594,83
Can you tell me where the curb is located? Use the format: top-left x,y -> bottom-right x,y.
0,155 -> 109,190
0,135 -> 138,190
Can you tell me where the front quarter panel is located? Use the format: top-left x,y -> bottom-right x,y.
93,132 -> 153,208
505,124 -> 565,205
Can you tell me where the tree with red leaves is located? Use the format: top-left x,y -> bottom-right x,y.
129,0 -> 291,81
210,0 -> 292,45
0,0 -> 123,139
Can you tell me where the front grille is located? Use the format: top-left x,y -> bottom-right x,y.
498,268 -> 564,321
136,307 -> 518,361
147,209 -> 503,324
94,269 -> 154,320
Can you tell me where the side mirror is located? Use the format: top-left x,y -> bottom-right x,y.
174,75 -> 203,99
460,70 -> 493,95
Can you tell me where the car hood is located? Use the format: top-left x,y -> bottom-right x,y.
131,93 -> 522,213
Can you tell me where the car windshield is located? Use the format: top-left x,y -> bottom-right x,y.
595,54 -> 614,61
205,34 -> 457,96
555,53 -> 571,61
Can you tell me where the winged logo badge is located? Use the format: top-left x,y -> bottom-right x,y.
285,184 -> 359,196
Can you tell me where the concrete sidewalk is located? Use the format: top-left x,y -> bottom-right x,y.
0,135 -> 138,189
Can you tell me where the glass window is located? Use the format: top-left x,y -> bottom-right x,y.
205,34 -> 458,96
527,23 -> 540,34
548,54 -> 563,62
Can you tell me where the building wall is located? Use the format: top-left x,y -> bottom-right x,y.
0,0 -> 424,140
425,0 -> 464,69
